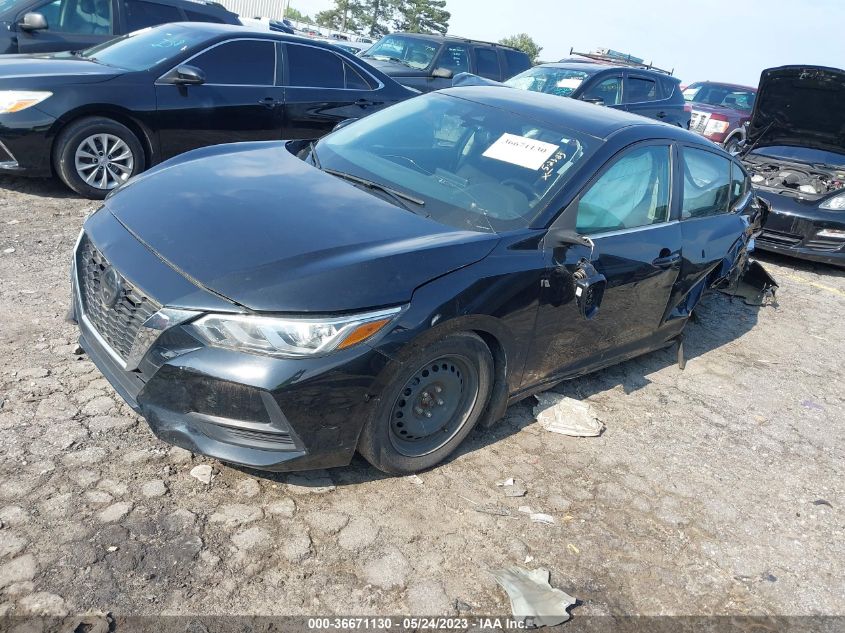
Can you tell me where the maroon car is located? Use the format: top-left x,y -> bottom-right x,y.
683,81 -> 757,152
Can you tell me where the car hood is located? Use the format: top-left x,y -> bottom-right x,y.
106,142 -> 499,313
745,65 -> 845,154
0,55 -> 123,86
360,57 -> 430,77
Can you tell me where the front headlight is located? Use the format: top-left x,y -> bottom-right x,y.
0,91 -> 52,114
704,119 -> 730,135
188,306 -> 403,358
820,192 -> 845,210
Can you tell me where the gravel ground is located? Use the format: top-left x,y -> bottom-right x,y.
0,175 -> 843,620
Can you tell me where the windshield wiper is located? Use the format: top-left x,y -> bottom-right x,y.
309,141 -> 321,169
322,168 -> 425,213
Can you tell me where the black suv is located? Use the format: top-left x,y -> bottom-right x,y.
360,33 -> 531,93
504,56 -> 690,128
0,0 -> 239,54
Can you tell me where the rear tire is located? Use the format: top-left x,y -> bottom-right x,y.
358,332 -> 494,475
53,117 -> 145,199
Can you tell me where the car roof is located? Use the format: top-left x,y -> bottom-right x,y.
384,31 -> 524,53
539,61 -> 681,83
689,80 -> 757,92
440,85 -> 705,142
146,22 -> 359,46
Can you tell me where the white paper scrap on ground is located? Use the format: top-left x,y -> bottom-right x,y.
533,393 -> 605,437
482,133 -> 559,170
489,566 -> 576,627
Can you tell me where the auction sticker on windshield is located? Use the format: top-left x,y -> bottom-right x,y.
483,133 -> 560,170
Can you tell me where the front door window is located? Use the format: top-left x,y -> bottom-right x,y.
36,0 -> 112,34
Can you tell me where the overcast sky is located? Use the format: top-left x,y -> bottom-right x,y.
295,0 -> 843,87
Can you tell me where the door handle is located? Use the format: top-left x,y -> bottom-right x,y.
258,97 -> 278,108
656,111 -> 668,119
355,98 -> 375,107
652,252 -> 681,268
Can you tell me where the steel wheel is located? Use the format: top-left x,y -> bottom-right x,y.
388,354 -> 480,457
74,133 -> 134,190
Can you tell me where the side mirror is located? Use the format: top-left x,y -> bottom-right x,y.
547,228 -> 592,248
19,12 -> 48,31
432,67 -> 453,79
581,97 -> 605,106
573,260 -> 607,320
169,65 -> 206,85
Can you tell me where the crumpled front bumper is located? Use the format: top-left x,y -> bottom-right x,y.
71,213 -> 393,472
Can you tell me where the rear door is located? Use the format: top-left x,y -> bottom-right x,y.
676,144 -> 750,297
528,142 -> 684,380
15,0 -> 116,53
154,38 -> 284,159
281,42 -> 387,139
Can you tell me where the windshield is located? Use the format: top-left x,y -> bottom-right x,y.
750,145 -> 845,168
77,24 -> 207,71
683,84 -> 756,112
362,35 -> 439,70
505,67 -> 589,97
315,93 -> 597,233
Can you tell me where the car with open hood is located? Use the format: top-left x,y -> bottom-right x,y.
741,65 -> 845,267
70,86 -> 774,475
0,22 -> 415,198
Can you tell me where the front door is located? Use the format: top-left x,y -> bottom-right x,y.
526,142 -> 683,384
154,38 -> 284,160
15,0 -> 116,53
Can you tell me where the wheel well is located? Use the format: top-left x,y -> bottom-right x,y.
472,329 -> 509,428
50,110 -> 154,174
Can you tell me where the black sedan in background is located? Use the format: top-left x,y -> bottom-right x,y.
0,23 -> 415,197
741,65 -> 845,267
71,87 -> 772,474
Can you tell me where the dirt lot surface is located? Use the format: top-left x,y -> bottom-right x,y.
1,176 -> 843,620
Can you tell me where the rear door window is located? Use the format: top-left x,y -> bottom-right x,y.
287,44 -> 368,89
502,49 -> 530,76
681,147 -> 732,218
626,75 -> 660,103
474,47 -> 500,79
125,0 -> 181,31
191,39 -> 275,85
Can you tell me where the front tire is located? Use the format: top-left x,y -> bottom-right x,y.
53,117 -> 145,199
724,135 -> 742,154
358,332 -> 494,475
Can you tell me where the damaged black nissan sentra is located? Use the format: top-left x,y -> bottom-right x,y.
70,86 -> 773,475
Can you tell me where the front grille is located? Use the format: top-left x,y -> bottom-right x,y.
76,235 -> 160,362
805,239 -> 844,252
689,111 -> 709,134
758,229 -> 803,247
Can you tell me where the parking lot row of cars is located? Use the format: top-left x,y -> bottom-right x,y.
0,2 -> 842,474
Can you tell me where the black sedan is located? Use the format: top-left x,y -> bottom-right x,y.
741,65 -> 845,267
71,87 -> 771,475
0,23 -> 415,198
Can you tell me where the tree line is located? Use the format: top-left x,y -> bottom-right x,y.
292,0 -> 450,37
